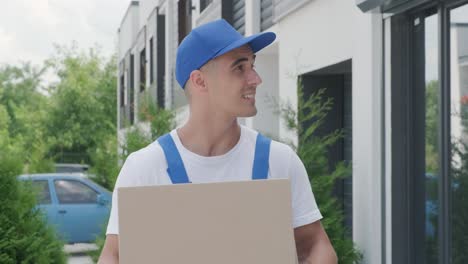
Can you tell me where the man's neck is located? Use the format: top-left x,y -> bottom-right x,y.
177,116 -> 241,157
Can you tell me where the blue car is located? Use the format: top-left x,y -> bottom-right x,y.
18,173 -> 112,244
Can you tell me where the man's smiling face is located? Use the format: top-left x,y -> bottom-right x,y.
203,45 -> 263,118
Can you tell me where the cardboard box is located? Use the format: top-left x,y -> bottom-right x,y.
118,179 -> 298,264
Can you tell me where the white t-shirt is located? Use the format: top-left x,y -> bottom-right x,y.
106,125 -> 322,235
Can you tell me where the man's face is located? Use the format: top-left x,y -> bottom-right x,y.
203,45 -> 262,118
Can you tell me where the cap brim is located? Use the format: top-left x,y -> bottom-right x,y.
213,31 -> 276,59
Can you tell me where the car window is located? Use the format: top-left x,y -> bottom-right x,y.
54,180 -> 98,204
31,180 -> 51,204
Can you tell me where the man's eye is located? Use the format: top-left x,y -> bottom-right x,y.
236,65 -> 244,72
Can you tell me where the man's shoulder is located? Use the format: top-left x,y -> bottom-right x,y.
270,139 -> 294,155
125,139 -> 166,167
241,125 -> 294,157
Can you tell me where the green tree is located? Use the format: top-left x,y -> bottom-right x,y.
0,63 -> 53,173
45,44 -> 117,164
425,80 -> 439,175
89,134 -> 120,190
280,77 -> 362,263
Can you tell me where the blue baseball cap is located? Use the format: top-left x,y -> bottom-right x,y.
175,19 -> 276,88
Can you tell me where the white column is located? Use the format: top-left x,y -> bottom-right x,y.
165,0 -> 174,109
244,0 -> 261,129
384,16 -> 393,264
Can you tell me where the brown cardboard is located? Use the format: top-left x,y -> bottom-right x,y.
118,179 -> 298,264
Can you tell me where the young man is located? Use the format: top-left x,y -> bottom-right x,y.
99,19 -> 337,263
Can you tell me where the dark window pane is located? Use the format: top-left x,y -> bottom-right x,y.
54,180 -> 97,204
31,180 -> 51,204
130,54 -> 135,125
140,48 -> 146,92
150,37 -> 154,84
120,74 -> 125,107
450,4 -> 468,264
200,0 -> 213,12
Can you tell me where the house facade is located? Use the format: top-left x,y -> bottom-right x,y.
116,0 -> 468,263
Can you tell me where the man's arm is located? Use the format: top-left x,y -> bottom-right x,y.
98,235 -> 119,264
294,221 -> 337,264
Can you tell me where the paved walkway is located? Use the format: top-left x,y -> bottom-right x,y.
65,244 -> 97,264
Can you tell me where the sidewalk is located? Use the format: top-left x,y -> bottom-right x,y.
65,244 -> 97,264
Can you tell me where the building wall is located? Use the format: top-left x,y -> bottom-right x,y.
276,0 -> 384,263
251,44 -> 280,139
383,16 -> 392,264
118,2 -> 140,62
134,26 -> 147,124
164,0 -> 182,109
146,8 -> 158,102
118,2 -> 140,131
139,0 -> 160,31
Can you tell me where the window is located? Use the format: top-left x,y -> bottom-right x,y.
150,37 -> 154,84
449,3 -> 468,263
178,0 -> 192,44
130,54 -> 135,124
222,0 -> 245,35
120,74 -> 125,107
31,180 -> 51,204
140,48 -> 146,92
157,13 -> 166,108
232,0 -> 245,34
390,1 -> 468,263
200,0 -> 213,12
261,0 -> 274,31
54,180 -> 98,204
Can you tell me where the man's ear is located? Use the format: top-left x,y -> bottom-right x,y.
188,70 -> 208,93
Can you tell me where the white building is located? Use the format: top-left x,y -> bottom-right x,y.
116,0 -> 468,263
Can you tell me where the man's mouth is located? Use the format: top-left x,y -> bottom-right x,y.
242,94 -> 255,99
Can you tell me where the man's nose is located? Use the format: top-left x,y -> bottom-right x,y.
247,69 -> 262,86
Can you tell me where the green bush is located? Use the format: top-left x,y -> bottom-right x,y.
88,221 -> 107,263
120,127 -> 152,161
89,134 -> 120,190
138,92 -> 175,139
0,152 -> 66,264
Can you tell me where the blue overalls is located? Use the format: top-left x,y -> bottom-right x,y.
157,133 -> 272,184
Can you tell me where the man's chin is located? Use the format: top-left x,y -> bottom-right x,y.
237,109 -> 257,118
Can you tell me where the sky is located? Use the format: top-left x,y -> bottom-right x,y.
0,0 -> 132,68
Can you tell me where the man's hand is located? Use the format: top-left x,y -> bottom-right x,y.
294,221 -> 338,264
98,234 -> 119,264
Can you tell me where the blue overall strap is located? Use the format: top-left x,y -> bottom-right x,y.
157,133 -> 191,184
252,133 -> 271,180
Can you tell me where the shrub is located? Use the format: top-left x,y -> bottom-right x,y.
0,152 -> 66,264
